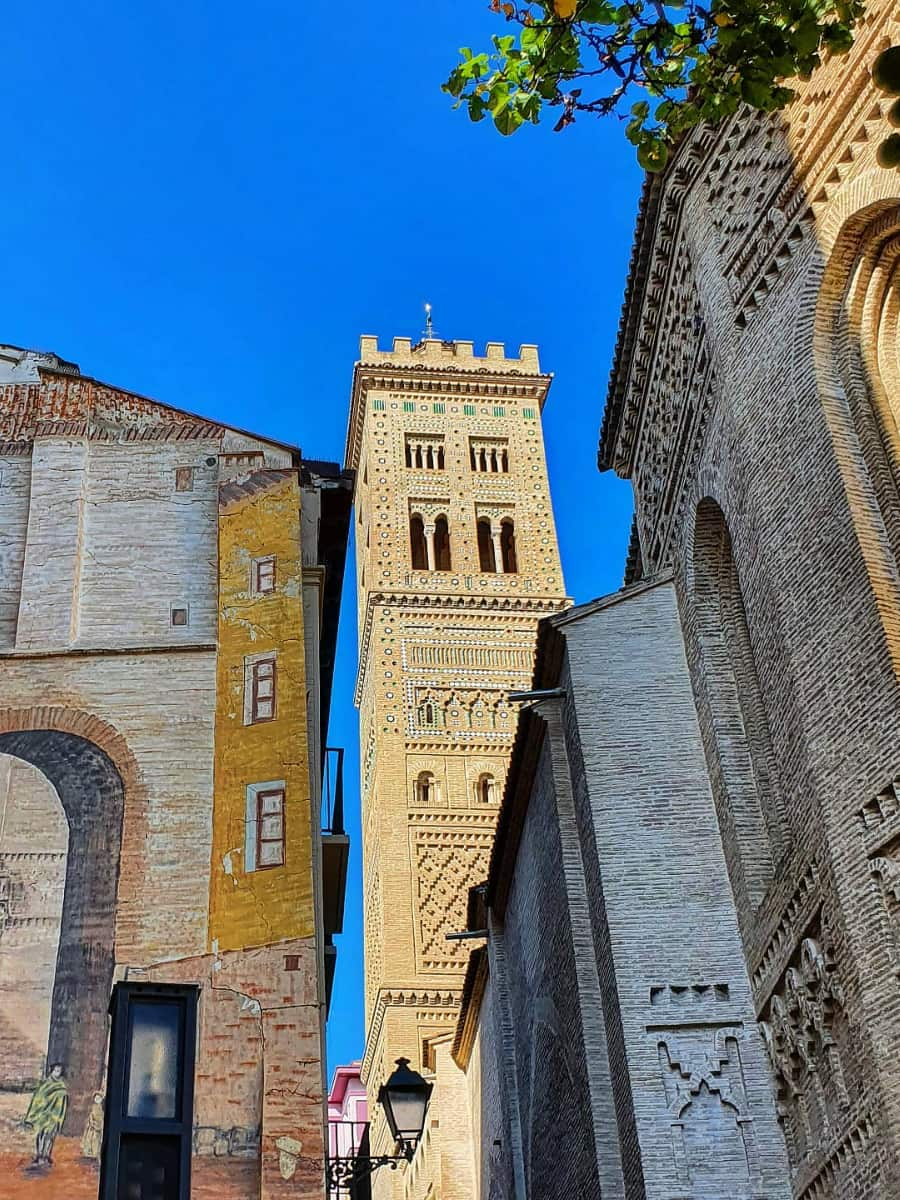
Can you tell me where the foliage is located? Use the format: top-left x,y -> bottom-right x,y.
443,0 -> 865,170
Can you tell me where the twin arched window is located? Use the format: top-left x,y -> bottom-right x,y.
410,514 -> 452,571
409,513 -> 516,573
477,518 -> 517,573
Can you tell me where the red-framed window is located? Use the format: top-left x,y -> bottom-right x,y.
255,788 -> 285,869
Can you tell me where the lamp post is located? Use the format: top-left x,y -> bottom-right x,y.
326,1057 -> 432,1195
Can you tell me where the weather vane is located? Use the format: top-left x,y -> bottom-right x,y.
423,302 -> 437,341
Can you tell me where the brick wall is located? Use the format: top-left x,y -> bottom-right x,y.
500,737 -> 602,1199
561,580 -> 790,1199
600,5 -> 900,1193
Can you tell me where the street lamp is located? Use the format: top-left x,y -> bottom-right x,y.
378,1058 -> 433,1159
326,1057 -> 432,1194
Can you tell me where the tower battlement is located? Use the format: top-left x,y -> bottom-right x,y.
358,335 -> 542,374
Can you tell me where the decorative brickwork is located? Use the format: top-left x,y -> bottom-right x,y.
346,336 -> 569,1195
601,4 -> 900,1194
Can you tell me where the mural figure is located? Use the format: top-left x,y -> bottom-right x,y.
80,1092 -> 104,1160
23,1063 -> 68,1167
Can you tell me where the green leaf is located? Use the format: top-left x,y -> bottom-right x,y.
494,102 -> 524,135
637,136 -> 669,171
468,94 -> 488,121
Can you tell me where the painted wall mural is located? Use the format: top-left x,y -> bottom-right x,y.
0,737 -> 123,1194
0,366 -> 335,1197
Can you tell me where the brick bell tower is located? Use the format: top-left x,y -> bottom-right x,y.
345,332 -> 569,1170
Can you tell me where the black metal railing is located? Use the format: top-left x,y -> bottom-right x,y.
327,1120 -> 373,1198
323,746 -> 345,836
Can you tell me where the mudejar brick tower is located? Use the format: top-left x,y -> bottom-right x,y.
344,334 -> 569,1181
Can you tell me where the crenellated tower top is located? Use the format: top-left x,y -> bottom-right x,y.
345,336 -> 551,473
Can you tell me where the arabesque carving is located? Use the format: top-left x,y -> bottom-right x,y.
759,926 -> 848,1166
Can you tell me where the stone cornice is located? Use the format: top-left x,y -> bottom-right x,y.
354,591 -> 571,705
452,946 -> 488,1070
345,359 -> 552,472
362,986 -> 462,1082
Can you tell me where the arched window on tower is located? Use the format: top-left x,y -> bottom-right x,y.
475,772 -> 496,804
415,771 -> 437,804
410,514 -> 427,570
419,699 -> 435,726
500,519 -> 518,573
434,515 -> 451,571
477,519 -> 496,572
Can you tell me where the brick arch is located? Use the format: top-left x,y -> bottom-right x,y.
804,196 -> 900,681
0,705 -> 143,795
689,497 -> 787,913
0,706 -> 141,1131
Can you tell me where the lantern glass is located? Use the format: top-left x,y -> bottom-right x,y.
378,1058 -> 432,1148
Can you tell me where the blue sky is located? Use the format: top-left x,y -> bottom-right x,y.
1,2 -> 639,1073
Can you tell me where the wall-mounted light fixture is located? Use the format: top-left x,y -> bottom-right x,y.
327,1057 -> 432,1194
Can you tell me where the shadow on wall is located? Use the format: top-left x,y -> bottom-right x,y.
0,730 -> 125,1138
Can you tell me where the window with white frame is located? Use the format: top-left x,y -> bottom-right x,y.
245,781 -> 286,870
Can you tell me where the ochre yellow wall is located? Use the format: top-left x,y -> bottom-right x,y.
209,474 -> 315,952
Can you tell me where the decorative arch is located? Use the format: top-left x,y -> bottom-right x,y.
808,191 -> 900,676
691,499 -> 786,912
474,772 -> 497,804
414,770 -> 439,805
0,706 -> 137,1130
433,514 -> 451,571
500,519 -> 518,574
477,518 -> 496,572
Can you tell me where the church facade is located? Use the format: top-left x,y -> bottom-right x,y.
598,2 -> 900,1194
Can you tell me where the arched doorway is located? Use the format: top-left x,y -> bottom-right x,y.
0,729 -> 126,1133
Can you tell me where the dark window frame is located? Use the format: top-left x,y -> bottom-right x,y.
255,786 -> 286,869
253,555 -> 277,595
100,982 -> 199,1200
251,656 -> 277,723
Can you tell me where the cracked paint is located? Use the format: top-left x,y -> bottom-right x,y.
208,472 -> 315,953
